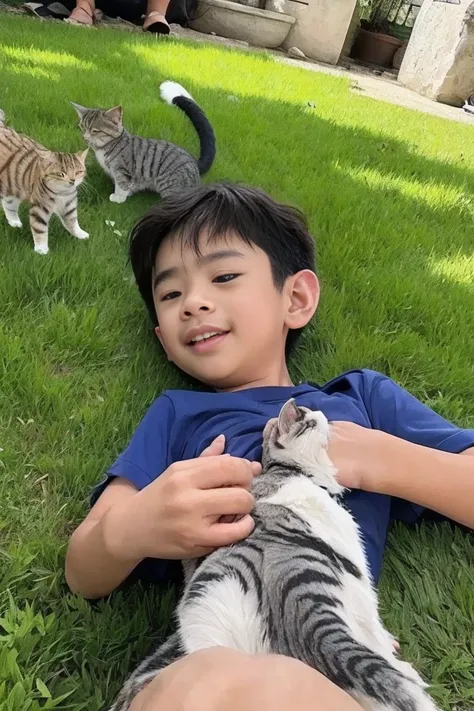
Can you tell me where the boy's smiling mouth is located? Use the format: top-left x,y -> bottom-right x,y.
185,326 -> 230,352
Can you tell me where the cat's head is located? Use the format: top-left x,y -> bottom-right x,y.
42,150 -> 88,193
262,399 -> 343,496
71,103 -> 123,148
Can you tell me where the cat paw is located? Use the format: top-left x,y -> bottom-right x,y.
75,229 -> 89,240
109,193 -> 127,204
7,217 -> 22,228
34,244 -> 49,255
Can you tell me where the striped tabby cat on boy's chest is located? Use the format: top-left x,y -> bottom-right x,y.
0,110 -> 88,255
110,400 -> 439,711
71,81 -> 216,204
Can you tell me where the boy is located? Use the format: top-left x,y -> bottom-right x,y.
66,183 -> 474,711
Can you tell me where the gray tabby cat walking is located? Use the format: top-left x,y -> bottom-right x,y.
72,81 -> 216,204
109,400 -> 439,711
0,109 -> 88,255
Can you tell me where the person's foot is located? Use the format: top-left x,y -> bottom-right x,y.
143,11 -> 170,34
64,5 -> 93,25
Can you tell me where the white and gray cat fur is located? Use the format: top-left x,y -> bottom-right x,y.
109,401 -> 439,711
71,81 -> 216,204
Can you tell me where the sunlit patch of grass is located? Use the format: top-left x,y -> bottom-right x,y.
128,41 -> 348,104
1,13 -> 474,711
429,253 -> 474,288
1,45 -> 95,69
333,163 -> 471,210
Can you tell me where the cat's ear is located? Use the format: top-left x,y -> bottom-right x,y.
76,148 -> 89,164
71,102 -> 88,118
41,151 -> 59,167
105,106 -> 123,124
278,399 -> 301,436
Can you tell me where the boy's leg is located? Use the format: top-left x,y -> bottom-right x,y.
129,648 -> 363,711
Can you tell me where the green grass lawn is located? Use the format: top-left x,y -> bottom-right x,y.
1,13 -> 474,710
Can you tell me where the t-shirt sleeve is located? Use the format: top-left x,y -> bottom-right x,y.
91,394 -> 175,506
364,371 -> 474,522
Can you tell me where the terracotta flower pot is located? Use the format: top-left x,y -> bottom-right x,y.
392,42 -> 408,70
351,27 -> 403,67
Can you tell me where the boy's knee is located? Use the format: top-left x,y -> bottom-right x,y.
181,648 -> 259,700
129,650 -> 362,711
128,648 -> 255,711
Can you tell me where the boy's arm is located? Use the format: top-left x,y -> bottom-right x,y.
329,422 -> 474,529
329,371 -> 474,528
65,477 -> 143,599
375,437 -> 474,527
66,437 -> 259,600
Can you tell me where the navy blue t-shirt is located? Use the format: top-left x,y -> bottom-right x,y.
94,369 -> 474,584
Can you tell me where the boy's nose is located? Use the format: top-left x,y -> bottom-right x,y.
183,304 -> 210,317
180,293 -> 215,318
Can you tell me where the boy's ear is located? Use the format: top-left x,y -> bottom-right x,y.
155,326 -> 172,361
284,270 -> 319,330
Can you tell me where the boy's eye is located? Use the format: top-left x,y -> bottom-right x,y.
214,273 -> 240,283
161,291 -> 181,302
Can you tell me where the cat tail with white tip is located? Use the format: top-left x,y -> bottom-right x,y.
159,81 -> 216,175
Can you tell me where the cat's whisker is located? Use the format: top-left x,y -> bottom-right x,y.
78,181 -> 98,200
301,429 -> 312,454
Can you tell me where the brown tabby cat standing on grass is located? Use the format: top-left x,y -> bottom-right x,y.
0,109 -> 89,255
71,81 -> 216,204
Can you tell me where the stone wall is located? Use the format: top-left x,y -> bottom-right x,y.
280,0 -> 358,64
340,0 -> 359,58
398,0 -> 474,106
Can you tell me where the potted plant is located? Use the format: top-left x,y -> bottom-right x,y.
351,0 -> 403,67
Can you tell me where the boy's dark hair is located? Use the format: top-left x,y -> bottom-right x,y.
129,182 -> 316,357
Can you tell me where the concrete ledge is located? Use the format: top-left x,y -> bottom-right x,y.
189,0 -> 295,48
281,0 -> 357,65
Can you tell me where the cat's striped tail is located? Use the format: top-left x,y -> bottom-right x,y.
0,109 -> 5,126
159,81 -> 216,175
309,607 -> 438,711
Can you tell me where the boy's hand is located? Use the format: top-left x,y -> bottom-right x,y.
329,421 -> 474,534
328,421 -> 400,491
104,435 -> 260,563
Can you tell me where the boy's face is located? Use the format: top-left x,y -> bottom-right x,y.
152,232 -> 318,390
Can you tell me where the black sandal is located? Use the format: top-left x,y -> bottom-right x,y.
22,3 -> 55,19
